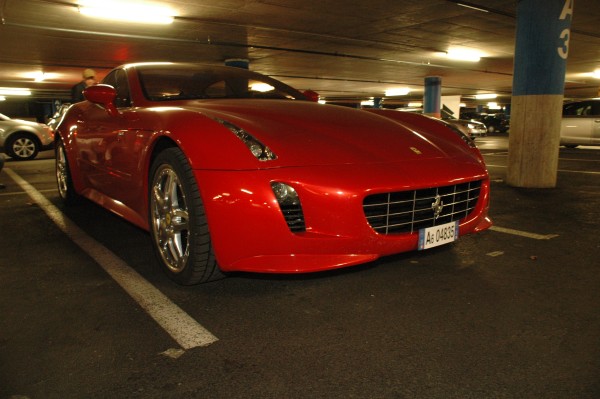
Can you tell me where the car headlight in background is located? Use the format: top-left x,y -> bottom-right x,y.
271,182 -> 306,232
216,118 -> 277,161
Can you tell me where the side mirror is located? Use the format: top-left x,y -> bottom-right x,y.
84,84 -> 119,117
303,90 -> 320,102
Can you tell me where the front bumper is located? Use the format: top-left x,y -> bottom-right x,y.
194,158 -> 491,273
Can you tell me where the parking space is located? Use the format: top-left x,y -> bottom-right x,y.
1,143 -> 599,398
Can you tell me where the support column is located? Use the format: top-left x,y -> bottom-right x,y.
373,97 -> 383,109
507,0 -> 573,188
423,76 -> 441,118
224,58 -> 249,69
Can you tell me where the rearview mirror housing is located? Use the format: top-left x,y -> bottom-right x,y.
84,84 -> 119,116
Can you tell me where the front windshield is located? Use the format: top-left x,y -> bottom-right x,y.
138,64 -> 307,102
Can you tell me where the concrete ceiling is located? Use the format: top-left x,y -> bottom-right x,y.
0,0 -> 599,106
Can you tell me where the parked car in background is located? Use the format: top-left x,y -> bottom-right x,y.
396,108 -> 487,138
560,99 -> 600,148
0,113 -> 54,160
480,114 -> 509,134
55,62 -> 491,285
443,117 -> 487,138
47,103 -> 72,132
461,112 -> 509,134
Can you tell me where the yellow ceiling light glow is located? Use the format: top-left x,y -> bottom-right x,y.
475,93 -> 497,100
593,69 -> 600,79
250,83 -> 275,92
78,1 -> 175,24
0,88 -> 32,96
385,87 -> 411,96
446,48 -> 482,62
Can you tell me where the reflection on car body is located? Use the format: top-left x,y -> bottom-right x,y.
54,62 -> 492,285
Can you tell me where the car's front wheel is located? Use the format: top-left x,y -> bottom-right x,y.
149,147 -> 224,285
6,133 -> 39,160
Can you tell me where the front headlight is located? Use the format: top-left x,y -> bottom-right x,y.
216,118 -> 277,161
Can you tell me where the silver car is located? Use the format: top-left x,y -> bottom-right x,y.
0,112 -> 54,160
444,118 -> 488,138
561,99 -> 600,148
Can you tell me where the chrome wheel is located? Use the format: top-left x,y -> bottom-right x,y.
56,143 -> 68,199
150,165 -> 190,273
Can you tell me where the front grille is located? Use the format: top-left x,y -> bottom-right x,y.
363,180 -> 482,235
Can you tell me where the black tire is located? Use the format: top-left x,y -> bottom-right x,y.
6,133 -> 39,160
149,147 -> 224,285
55,139 -> 81,205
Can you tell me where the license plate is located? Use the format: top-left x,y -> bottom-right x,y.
418,221 -> 459,250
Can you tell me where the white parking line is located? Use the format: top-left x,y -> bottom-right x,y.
490,225 -> 559,240
5,168 -> 218,350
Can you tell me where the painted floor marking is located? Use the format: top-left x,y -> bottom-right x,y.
490,225 -> 559,240
5,168 -> 218,350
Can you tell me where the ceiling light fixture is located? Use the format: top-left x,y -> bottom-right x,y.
0,88 -> 32,96
78,0 -> 175,24
456,3 -> 489,13
475,93 -> 497,100
0,96 -> 6,101
593,69 -> 600,79
446,48 -> 482,62
385,88 -> 411,96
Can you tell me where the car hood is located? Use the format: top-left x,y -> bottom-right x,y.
183,100 -> 479,168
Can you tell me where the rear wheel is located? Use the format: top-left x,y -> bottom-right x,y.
6,133 -> 39,160
55,139 -> 80,205
149,148 -> 224,285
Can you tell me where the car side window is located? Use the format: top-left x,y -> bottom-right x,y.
102,69 -> 131,108
563,102 -> 592,116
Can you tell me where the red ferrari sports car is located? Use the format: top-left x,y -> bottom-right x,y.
55,62 -> 491,285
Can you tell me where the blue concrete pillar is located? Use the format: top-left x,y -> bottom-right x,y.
423,76 -> 441,118
373,97 -> 383,109
507,0 -> 573,188
225,58 -> 249,69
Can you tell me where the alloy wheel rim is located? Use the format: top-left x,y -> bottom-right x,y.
14,138 -> 35,158
56,145 -> 68,198
151,166 -> 190,273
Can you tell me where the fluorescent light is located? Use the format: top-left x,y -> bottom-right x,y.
0,88 -> 32,96
78,0 -> 175,24
475,93 -> 497,100
487,102 -> 501,110
446,48 -> 482,62
408,102 -> 423,107
0,96 -> 5,101
457,3 -> 489,12
250,83 -> 274,92
593,69 -> 600,79
385,87 -> 411,96
361,99 -> 375,107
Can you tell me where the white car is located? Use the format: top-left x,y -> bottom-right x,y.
0,113 -> 54,160
560,99 -> 600,148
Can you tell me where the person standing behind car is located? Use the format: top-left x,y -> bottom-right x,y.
71,68 -> 97,102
